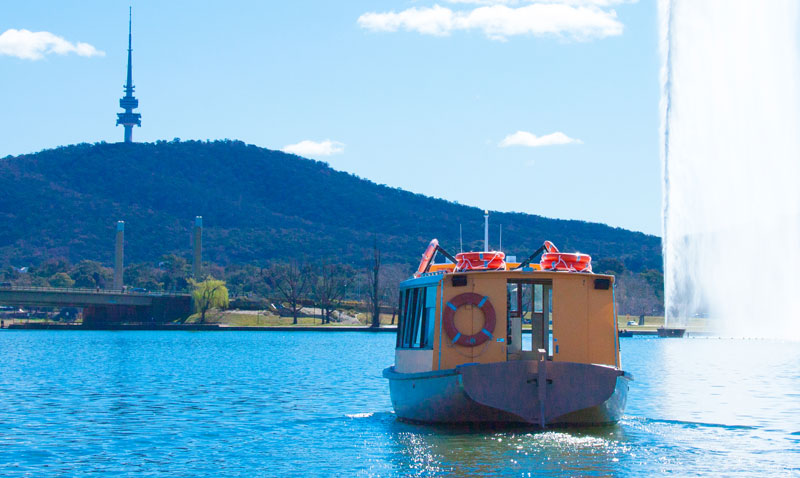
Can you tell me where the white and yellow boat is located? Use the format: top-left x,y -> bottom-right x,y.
384,236 -> 632,427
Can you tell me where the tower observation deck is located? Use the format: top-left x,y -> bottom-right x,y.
116,7 -> 141,143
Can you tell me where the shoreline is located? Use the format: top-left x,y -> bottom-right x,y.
2,323 -> 695,336
3,323 -> 397,332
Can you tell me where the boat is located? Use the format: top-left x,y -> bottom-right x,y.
618,329 -> 634,338
384,233 -> 632,427
657,327 -> 686,338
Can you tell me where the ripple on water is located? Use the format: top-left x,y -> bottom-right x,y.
0,332 -> 798,477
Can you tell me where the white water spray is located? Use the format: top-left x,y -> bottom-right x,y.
660,0 -> 800,339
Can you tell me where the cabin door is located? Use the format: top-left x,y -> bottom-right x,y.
507,280 -> 552,360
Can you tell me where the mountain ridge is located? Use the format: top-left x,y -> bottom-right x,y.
0,140 -> 661,272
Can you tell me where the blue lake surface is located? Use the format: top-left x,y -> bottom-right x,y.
0,331 -> 798,476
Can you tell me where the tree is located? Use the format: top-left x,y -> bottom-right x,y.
49,272 -> 75,288
159,254 -> 190,292
594,257 -> 626,276
365,239 -> 382,328
381,264 -> 409,325
266,261 -> 312,325
641,269 -> 665,303
0,266 -> 19,283
615,271 -> 663,316
34,258 -> 71,279
124,263 -> 163,291
70,260 -> 112,289
312,262 -> 351,324
191,277 -> 229,323
224,264 -> 267,297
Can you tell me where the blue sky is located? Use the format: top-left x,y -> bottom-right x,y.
0,1 -> 661,235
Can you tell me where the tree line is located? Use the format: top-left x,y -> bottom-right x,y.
1,247 -> 666,322
0,245 -> 410,326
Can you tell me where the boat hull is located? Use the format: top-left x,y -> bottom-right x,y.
384,360 -> 631,427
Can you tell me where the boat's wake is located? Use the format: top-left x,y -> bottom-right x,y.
345,412 -> 375,419
624,415 -> 759,431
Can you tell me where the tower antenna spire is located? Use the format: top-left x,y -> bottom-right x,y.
126,6 -> 133,94
116,6 -> 141,143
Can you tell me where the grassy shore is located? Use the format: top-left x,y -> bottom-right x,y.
188,309 -> 399,327
616,314 -> 710,333
5,310 -> 711,333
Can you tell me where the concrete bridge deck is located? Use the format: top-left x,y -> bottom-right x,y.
0,286 -> 188,308
0,286 -> 192,323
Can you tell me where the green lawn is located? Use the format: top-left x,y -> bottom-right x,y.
187,310 -> 399,327
616,314 -> 709,332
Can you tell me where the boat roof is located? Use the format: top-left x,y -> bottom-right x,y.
400,268 -> 614,289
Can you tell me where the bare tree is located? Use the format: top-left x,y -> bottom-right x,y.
382,263 -> 409,325
615,271 -> 661,317
365,239 -> 382,328
266,261 -> 312,325
312,262 -> 351,324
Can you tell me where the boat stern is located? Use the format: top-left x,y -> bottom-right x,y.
384,361 -> 632,427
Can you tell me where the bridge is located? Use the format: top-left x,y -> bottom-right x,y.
0,286 -> 192,324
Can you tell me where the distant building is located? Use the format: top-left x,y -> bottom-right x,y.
116,7 -> 141,143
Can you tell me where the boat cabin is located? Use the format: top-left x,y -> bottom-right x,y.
394,261 -> 619,374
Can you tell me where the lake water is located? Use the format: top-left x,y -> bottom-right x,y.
0,331 -> 797,477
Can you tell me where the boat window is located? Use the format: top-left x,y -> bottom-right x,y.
397,286 -> 437,349
424,286 -> 437,346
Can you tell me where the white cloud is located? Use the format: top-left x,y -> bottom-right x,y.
358,2 -> 626,41
547,0 -> 636,5
499,131 -> 582,147
445,0 -> 521,6
445,0 -> 636,5
282,139 -> 345,157
359,6 -> 455,36
0,29 -> 104,60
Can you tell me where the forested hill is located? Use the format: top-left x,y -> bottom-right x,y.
0,140 -> 661,272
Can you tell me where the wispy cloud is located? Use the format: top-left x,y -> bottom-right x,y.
0,29 -> 104,60
282,139 -> 345,157
499,131 -> 582,147
357,1 -> 627,41
445,0 -> 636,5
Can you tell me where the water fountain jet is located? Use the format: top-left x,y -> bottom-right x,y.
660,0 -> 800,339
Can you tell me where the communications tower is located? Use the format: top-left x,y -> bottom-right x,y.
116,7 -> 141,143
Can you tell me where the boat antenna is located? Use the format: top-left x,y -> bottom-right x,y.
459,224 -> 463,253
484,210 -> 489,252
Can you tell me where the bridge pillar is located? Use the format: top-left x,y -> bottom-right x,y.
114,221 -> 124,290
193,216 -> 202,280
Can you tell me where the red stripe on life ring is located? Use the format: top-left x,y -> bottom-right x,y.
442,292 -> 496,347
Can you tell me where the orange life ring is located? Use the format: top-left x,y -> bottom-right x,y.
454,251 -> 506,272
543,240 -> 559,253
443,292 -> 496,347
414,239 -> 439,278
540,252 -> 593,272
